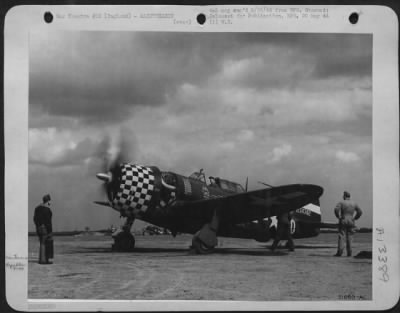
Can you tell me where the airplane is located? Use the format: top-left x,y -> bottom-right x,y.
94,160 -> 328,254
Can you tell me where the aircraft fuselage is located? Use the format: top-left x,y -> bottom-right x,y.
104,164 -> 322,242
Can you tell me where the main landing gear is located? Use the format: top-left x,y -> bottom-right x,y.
191,210 -> 219,254
112,217 -> 135,252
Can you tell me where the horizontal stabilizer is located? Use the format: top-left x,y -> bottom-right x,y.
318,222 -> 339,229
299,221 -> 338,229
94,201 -> 111,207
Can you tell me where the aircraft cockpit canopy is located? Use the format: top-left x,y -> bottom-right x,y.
190,169 -> 245,193
209,176 -> 245,193
218,179 -> 245,193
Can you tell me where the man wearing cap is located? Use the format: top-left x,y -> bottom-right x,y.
33,194 -> 54,264
334,191 -> 363,257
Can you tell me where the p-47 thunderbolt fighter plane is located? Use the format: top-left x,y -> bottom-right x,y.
95,161 -> 324,254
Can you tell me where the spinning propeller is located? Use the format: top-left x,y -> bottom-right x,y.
94,129 -> 135,204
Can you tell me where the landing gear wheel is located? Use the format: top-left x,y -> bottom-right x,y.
191,236 -> 214,254
112,232 -> 135,252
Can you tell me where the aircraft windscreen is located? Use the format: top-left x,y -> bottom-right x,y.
219,180 -> 245,193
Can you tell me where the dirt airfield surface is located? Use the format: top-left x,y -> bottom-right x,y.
28,232 -> 372,301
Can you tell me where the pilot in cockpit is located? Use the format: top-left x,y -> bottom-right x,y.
209,176 -> 216,187
208,176 -> 222,188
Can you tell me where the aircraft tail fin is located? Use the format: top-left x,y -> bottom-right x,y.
302,199 -> 338,228
311,198 -> 320,206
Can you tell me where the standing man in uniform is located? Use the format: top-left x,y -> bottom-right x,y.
334,191 -> 362,257
33,194 -> 54,264
270,210 -> 295,252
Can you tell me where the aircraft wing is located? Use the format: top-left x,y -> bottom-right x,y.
169,184 -> 323,226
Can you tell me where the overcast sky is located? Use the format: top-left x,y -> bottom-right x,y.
29,31 -> 372,231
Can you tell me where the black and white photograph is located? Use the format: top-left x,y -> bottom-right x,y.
4,5 -> 399,311
28,29 -> 373,299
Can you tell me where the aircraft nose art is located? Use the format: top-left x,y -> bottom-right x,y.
111,164 -> 155,213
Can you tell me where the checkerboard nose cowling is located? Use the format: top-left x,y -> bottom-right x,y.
111,164 -> 155,213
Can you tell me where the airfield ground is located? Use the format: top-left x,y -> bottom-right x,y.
28,233 -> 372,301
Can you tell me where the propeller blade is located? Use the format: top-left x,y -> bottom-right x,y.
96,173 -> 112,182
93,135 -> 112,173
94,201 -> 111,207
92,127 -> 137,205
115,127 -> 136,165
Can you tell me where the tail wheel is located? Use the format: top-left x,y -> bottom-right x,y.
191,236 -> 214,254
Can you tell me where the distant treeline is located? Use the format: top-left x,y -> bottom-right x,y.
320,227 -> 372,233
28,229 -> 111,236
29,227 -> 373,236
358,228 -> 373,233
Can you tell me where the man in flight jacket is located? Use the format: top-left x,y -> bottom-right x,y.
33,194 -> 53,264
